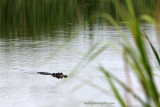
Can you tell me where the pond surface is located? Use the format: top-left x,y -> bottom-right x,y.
0,24 -> 158,107
0,1 -> 159,107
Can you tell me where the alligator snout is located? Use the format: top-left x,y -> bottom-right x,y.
37,72 -> 68,79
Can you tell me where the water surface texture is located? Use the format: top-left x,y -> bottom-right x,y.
0,1 -> 159,107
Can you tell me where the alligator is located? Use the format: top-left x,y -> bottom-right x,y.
37,72 -> 68,79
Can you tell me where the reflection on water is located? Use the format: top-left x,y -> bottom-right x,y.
0,0 -> 158,107
0,23 -> 157,107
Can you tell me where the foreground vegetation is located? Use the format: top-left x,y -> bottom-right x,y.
102,0 -> 160,106
0,0 -> 159,106
70,0 -> 160,107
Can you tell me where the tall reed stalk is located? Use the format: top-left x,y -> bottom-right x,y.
71,0 -> 160,107
99,0 -> 160,106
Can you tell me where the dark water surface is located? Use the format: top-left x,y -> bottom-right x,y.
0,1 -> 159,107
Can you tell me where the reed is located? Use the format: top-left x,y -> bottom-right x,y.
70,0 -> 160,106
99,0 -> 160,106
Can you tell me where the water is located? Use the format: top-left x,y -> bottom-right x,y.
0,1 -> 159,107
0,23 -> 158,107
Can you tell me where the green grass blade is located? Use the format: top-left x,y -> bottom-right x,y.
70,43 -> 108,77
144,34 -> 160,66
100,67 -> 126,107
141,15 -> 156,24
99,66 -> 149,107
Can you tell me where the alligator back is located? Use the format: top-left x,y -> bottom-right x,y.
52,73 -> 68,79
37,72 -> 68,79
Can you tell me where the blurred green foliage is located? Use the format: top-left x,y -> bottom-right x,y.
0,0 -> 155,39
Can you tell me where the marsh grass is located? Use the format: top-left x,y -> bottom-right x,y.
70,0 -> 160,107
0,0 -> 159,106
99,0 -> 160,106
